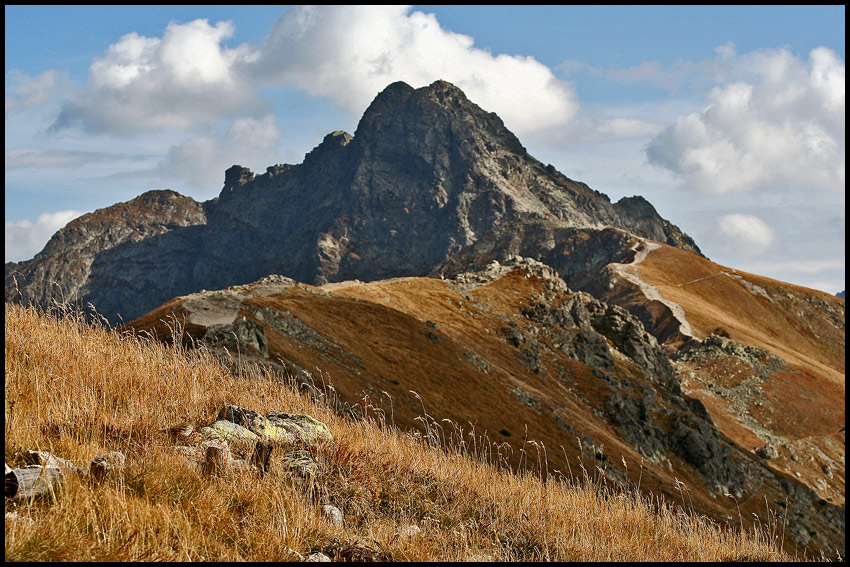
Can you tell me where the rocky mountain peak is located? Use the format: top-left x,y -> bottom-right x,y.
8,80 -> 702,324
302,130 -> 354,168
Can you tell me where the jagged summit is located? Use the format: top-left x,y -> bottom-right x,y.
7,80 -> 700,324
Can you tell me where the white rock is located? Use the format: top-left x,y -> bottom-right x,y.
322,504 -> 344,527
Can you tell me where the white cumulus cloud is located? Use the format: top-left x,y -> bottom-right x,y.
646,46 -> 845,194
249,5 -> 578,137
5,210 -> 86,262
52,19 -> 263,135
717,213 -> 775,256
48,7 -> 579,139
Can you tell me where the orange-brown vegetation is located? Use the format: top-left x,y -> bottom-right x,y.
120,264 -> 847,557
635,243 -> 844,385
629,243 -> 844,512
5,303 -> 795,561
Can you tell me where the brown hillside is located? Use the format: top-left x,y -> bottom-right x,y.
124,262 -> 845,557
631,243 -> 844,386
614,243 -> 845,514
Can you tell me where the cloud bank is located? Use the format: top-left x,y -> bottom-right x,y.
51,19 -> 264,135
250,5 -> 578,137
717,213 -> 775,256
49,6 -> 579,139
646,46 -> 845,195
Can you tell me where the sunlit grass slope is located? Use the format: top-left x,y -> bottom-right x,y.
5,302 -> 792,561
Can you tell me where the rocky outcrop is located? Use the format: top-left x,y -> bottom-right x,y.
674,334 -> 786,379
450,257 -> 743,494
6,80 -> 701,325
613,196 -> 701,256
176,405 -> 333,479
5,189 -> 209,320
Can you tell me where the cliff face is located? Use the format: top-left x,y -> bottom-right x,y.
6,80 -> 700,324
5,190 -> 209,320
195,81 -> 700,287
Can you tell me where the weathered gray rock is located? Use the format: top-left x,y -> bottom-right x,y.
755,444 -> 780,460
25,450 -> 81,472
203,318 -> 268,357
6,80 -> 700,325
216,405 -> 332,447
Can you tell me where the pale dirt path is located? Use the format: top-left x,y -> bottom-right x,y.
610,240 -> 695,337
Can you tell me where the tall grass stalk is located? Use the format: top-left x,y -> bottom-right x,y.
5,302 -> 795,562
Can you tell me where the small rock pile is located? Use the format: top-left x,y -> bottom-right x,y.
171,404 -> 334,479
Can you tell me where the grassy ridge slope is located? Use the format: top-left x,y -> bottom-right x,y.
5,303 -> 791,561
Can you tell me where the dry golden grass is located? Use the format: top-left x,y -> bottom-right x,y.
5,302 -> 795,561
637,243 -> 845,386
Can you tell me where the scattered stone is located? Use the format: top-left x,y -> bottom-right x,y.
90,451 -> 126,485
25,450 -> 84,474
6,465 -> 64,500
399,524 -> 421,539
322,504 -> 344,527
321,540 -> 392,562
756,444 -> 780,460
305,552 -> 332,562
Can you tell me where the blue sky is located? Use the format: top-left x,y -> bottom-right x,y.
5,5 -> 845,294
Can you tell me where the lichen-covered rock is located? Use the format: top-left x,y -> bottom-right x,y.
266,411 -> 333,445
198,420 -> 259,443
280,448 -> 321,478
216,404 -> 332,447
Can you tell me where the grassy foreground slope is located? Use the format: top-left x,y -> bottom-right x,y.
5,303 -> 791,561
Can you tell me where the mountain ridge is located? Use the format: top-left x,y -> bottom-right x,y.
122,253 -> 844,557
4,79 -> 843,557
6,79 -> 699,325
